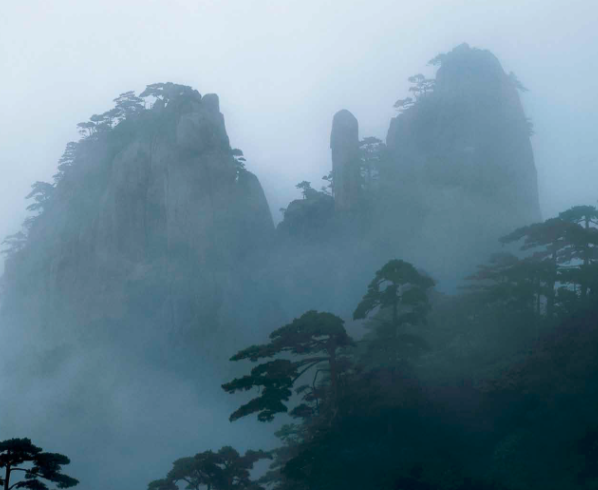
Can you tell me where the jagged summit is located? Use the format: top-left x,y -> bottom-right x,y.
387,43 -> 541,227
2,83 -> 274,353
274,44 -> 542,289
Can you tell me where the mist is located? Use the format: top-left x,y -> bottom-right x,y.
2,1 -> 597,239
1,1 -> 598,490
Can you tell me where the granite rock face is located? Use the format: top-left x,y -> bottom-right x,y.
380,43 -> 542,282
386,43 -> 541,228
330,110 -> 361,212
2,88 -> 274,356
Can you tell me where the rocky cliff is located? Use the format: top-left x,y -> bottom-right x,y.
330,110 -> 361,212
276,44 -> 542,289
2,84 -> 274,360
386,43 -> 541,226
381,43 -> 541,284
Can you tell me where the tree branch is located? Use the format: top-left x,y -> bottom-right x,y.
292,359 -> 327,384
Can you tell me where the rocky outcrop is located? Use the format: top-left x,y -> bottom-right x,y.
386,43 -> 541,230
380,43 -> 542,284
1,86 -> 274,357
277,192 -> 335,240
330,110 -> 361,212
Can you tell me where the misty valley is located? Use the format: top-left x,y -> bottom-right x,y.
3,43 -> 598,490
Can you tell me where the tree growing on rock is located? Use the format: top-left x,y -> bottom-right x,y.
393,73 -> 434,111
393,97 -> 414,111
321,170 -> 334,196
113,90 -> 144,119
1,232 -> 28,258
295,181 -> 318,200
358,137 -> 386,192
407,73 -> 435,99
52,142 -> 80,184
25,182 -> 54,214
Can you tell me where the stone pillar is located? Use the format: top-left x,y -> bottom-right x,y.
330,109 -> 360,212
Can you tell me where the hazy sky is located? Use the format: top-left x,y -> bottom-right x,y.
1,0 -> 597,253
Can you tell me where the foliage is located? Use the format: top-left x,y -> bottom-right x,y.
276,187 -> 335,241
354,259 -> 434,327
25,182 -> 55,214
52,142 -> 80,184
500,214 -> 598,316
295,181 -> 318,200
464,252 -> 550,317
149,447 -> 270,490
358,137 -> 386,192
0,438 -> 78,490
222,311 -> 354,422
394,73 -> 435,111
508,71 -> 529,92
353,260 -> 435,369
1,232 -> 28,257
428,52 -> 447,66
231,148 -> 248,181
221,214 -> 598,489
139,82 -> 198,103
407,73 -> 435,99
321,171 -> 333,196
3,82 -> 207,260
393,97 -> 414,111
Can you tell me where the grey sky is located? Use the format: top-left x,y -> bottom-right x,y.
1,0 -> 597,254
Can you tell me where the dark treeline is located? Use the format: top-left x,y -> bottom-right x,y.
149,204 -> 598,490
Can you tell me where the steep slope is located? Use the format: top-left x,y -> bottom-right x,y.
2,84 -> 274,359
274,44 -> 542,292
381,43 -> 541,284
387,43 -> 540,224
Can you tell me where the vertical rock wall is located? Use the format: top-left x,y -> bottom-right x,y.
330,110 -> 361,212
1,89 -> 275,357
386,43 -> 541,230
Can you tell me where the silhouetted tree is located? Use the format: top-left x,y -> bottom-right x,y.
53,142 -> 79,183
113,90 -> 144,119
231,148 -> 247,181
500,218 -> 577,317
465,252 -> 549,318
222,311 -> 354,422
25,182 -> 54,214
1,232 -> 27,257
393,97 -> 414,111
88,113 -> 112,132
559,205 -> 598,297
75,121 -> 96,138
140,82 -> 198,107
407,73 -> 435,99
354,259 -> 434,331
427,52 -> 446,66
149,447 -> 269,490
354,260 -> 435,366
0,438 -> 78,490
358,137 -> 386,192
394,72 -> 434,111
321,171 -> 333,196
295,181 -> 317,200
